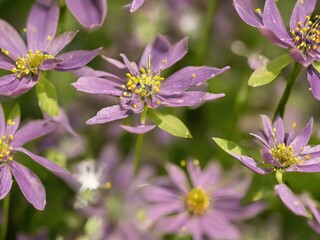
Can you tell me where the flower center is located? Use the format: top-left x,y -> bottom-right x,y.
291,15 -> 320,55
122,67 -> 164,99
186,187 -> 210,215
270,143 -> 302,167
0,134 -> 14,163
11,50 -> 53,78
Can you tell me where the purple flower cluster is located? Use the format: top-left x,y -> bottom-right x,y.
234,0 -> 320,99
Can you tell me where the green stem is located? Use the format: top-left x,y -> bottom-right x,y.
195,0 -> 217,65
0,193 -> 10,240
275,170 -> 284,184
133,108 -> 148,176
273,62 -> 302,121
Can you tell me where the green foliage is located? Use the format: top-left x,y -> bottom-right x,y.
148,110 -> 192,138
212,137 -> 247,156
248,53 -> 293,87
36,74 -> 59,116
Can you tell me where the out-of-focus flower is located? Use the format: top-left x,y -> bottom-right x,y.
72,145 -> 155,239
233,0 -> 320,99
73,35 -> 228,133
0,0 -> 101,96
275,183 -> 320,235
142,160 -> 265,240
224,115 -> 320,174
0,104 -> 71,210
125,0 -> 146,13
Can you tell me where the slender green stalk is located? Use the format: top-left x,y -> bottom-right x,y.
195,0 -> 217,65
273,62 -> 302,121
0,193 -> 10,240
133,108 -> 148,176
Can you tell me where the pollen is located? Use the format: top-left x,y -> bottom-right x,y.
292,15 -> 320,55
186,187 -> 210,215
271,143 -> 302,167
191,73 -> 196,78
180,160 -> 186,167
105,181 -> 112,189
12,50 -> 54,78
254,8 -> 261,13
47,35 -> 52,41
7,119 -> 16,125
0,134 -> 14,163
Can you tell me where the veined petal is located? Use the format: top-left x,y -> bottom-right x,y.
27,0 -> 59,51
86,105 -> 129,124
273,116 -> 284,144
0,104 -> 4,136
155,212 -> 189,232
261,146 -> 281,167
165,163 -> 188,193
290,0 -> 316,31
258,26 -> 293,48
0,55 -> 15,70
127,0 -> 145,13
2,76 -> 36,97
120,53 -> 139,76
47,31 -> 78,54
150,35 -> 188,73
54,48 -> 102,71
0,19 -> 27,61
147,202 -> 183,222
0,166 -> 12,200
65,0 -> 106,29
11,120 -> 56,148
15,147 -> 74,182
120,124 -> 156,134
101,55 -> 127,69
275,184 -> 309,217
231,154 -> 271,174
142,185 -> 178,202
260,114 -> 274,146
158,91 -> 224,107
10,161 -> 46,210
307,66 -> 320,100
160,66 -> 229,93
290,118 -> 313,155
233,0 -> 263,27
262,0 -> 291,41
72,77 -> 122,96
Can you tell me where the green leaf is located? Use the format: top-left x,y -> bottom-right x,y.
212,137 -> 247,156
312,61 -> 320,73
148,110 -> 192,138
7,103 -> 20,122
248,53 -> 293,87
36,75 -> 59,116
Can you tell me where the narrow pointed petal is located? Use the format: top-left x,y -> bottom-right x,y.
165,163 -> 188,193
290,118 -> 313,155
0,55 -> 15,70
275,184 -> 309,217
15,147 -> 74,182
27,0 -> 59,51
151,35 -> 188,72
127,0 -> 145,12
72,77 -> 122,96
120,53 -> 139,76
54,48 -> 101,71
86,105 -> 129,124
290,48 -> 311,66
10,161 -> 46,210
261,147 -> 281,167
11,120 -> 56,148
120,124 -> 156,134
260,114 -> 274,146
233,0 -> 263,27
65,0 -> 107,29
159,91 -> 224,107
101,55 -> 127,69
0,166 -> 12,199
287,163 -> 320,172
0,104 -> 4,136
47,31 -> 78,54
273,116 -> 284,144
2,76 -> 36,97
156,212 -> 189,232
263,0 -> 291,41
250,133 -> 269,146
142,185 -> 178,202
160,66 -> 229,93
147,202 -> 183,221
307,66 -> 320,100
231,154 -> 271,174
258,26 -> 293,48
0,19 -> 27,60
290,0 -> 316,30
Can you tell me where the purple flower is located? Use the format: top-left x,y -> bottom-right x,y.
0,104 -> 71,210
233,0 -> 320,99
73,35 -> 228,131
0,0 -> 101,96
275,183 -> 320,234
142,160 -> 265,240
227,115 -> 320,174
72,145 -> 156,239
